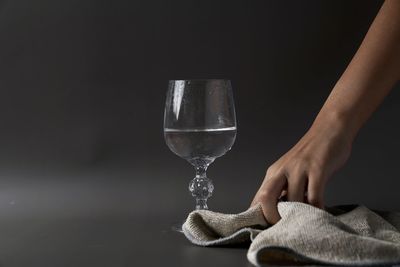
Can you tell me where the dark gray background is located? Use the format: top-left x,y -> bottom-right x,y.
0,0 -> 398,266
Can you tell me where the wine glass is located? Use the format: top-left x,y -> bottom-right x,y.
164,79 -> 237,210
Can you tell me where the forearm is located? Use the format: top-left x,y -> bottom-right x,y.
252,1 -> 400,219
313,0 -> 400,141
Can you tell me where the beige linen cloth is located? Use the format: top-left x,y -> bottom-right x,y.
182,202 -> 400,266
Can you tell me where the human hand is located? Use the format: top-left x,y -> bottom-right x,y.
251,0 -> 400,225
251,117 -> 353,224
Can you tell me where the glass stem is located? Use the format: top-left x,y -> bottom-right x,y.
189,164 -> 214,210
195,165 -> 207,178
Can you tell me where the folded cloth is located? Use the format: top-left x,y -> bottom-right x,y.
182,202 -> 400,266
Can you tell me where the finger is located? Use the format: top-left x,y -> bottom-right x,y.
251,173 -> 280,207
256,175 -> 287,224
251,171 -> 282,207
307,173 -> 325,209
250,171 -> 271,207
287,172 -> 307,202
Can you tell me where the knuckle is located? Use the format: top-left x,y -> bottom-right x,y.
286,169 -> 305,184
289,158 -> 305,170
311,173 -> 325,183
309,170 -> 327,185
265,166 -> 277,177
289,157 -> 322,173
286,159 -> 308,176
287,170 -> 304,182
258,189 -> 276,202
309,161 -> 324,175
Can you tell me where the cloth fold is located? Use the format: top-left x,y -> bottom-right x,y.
182,202 -> 400,266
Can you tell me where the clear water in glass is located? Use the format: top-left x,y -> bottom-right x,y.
164,79 -> 237,211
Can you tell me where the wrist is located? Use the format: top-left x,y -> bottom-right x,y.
310,109 -> 357,145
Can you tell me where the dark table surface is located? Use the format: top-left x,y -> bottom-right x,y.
0,167 -> 258,267
0,211 -> 250,267
1,165 -> 395,267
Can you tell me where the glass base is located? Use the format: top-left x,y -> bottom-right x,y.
195,199 -> 208,210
